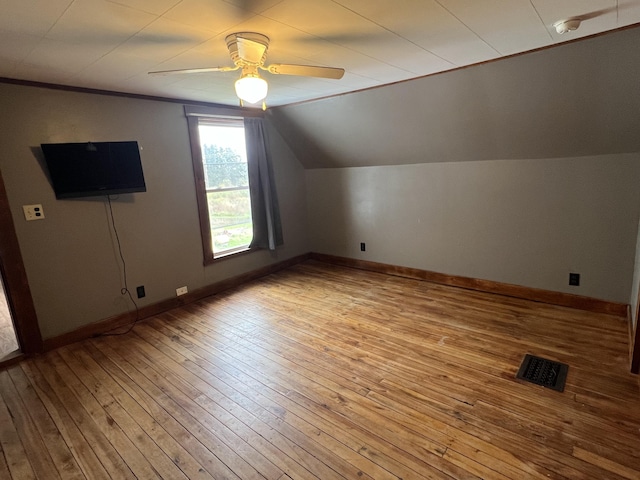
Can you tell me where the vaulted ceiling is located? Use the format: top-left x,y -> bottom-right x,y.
2,0 -> 639,107
268,26 -> 640,168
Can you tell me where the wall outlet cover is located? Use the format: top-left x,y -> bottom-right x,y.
176,286 -> 188,296
23,204 -> 45,221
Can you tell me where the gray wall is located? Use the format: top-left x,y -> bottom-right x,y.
3,25 -> 639,343
0,83 -> 308,339
307,155 -> 640,304
270,25 -> 640,306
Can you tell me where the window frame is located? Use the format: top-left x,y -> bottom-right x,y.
185,105 -> 263,265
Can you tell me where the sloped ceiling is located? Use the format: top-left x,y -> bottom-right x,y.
1,0 -> 640,107
268,26 -> 640,168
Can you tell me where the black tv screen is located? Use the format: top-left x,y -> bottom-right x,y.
41,141 -> 146,199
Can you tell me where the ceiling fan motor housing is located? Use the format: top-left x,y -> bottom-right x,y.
226,32 -> 270,66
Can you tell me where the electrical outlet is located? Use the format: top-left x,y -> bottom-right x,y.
569,273 -> 580,286
23,204 -> 45,221
360,242 -> 366,252
176,286 -> 188,296
136,285 -> 145,299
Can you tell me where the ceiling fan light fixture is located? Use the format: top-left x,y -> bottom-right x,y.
149,32 -> 344,106
235,73 -> 268,104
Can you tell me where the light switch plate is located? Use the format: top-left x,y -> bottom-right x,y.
23,204 -> 45,221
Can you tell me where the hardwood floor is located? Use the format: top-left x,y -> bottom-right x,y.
0,282 -> 18,357
1,260 -> 639,479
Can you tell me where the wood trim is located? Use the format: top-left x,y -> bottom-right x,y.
184,104 -> 264,118
631,290 -> 640,373
0,76 -> 258,112
0,351 -> 25,370
0,171 -> 43,355
42,253 -> 310,351
310,253 -> 628,317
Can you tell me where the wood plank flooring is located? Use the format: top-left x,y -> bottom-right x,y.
1,260 -> 639,479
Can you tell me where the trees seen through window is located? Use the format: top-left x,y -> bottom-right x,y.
198,122 -> 253,257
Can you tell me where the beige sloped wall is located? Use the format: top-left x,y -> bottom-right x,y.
270,27 -> 640,169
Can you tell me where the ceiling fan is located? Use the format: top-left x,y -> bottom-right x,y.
149,32 -> 345,108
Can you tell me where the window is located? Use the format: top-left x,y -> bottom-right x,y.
185,105 -> 283,265
198,118 -> 252,258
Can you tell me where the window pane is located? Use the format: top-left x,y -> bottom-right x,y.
205,182 -> 252,254
201,145 -> 249,190
207,189 -> 251,227
198,123 -> 253,256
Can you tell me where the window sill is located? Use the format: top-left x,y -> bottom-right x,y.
215,245 -> 251,260
204,245 -> 259,265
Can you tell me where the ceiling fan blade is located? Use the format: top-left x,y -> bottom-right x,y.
579,7 -> 616,20
236,36 -> 268,64
265,64 -> 345,79
148,66 -> 239,75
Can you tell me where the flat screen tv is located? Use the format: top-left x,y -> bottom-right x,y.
41,141 -> 146,199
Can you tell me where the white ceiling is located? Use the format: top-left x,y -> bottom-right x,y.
1,0 -> 639,107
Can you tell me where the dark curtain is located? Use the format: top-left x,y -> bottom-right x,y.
245,117 -> 283,250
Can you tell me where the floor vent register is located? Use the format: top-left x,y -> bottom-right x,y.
516,354 -> 569,392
